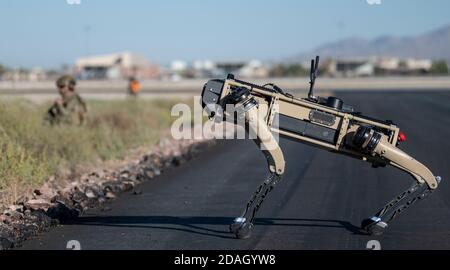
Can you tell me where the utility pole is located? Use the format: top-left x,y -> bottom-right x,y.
84,25 -> 91,57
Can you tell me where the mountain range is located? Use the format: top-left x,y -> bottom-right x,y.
293,24 -> 450,62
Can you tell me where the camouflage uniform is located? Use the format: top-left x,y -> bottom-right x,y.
45,75 -> 87,125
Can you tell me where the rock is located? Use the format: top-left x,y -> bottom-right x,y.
172,156 -> 183,166
133,190 -> 143,195
97,196 -> 106,203
15,195 -> 30,205
69,181 -> 78,188
28,210 -> 52,230
50,219 -> 60,226
88,170 -> 105,179
84,186 -> 102,199
24,199 -> 52,211
50,194 -> 74,208
144,169 -> 154,179
128,174 -> 138,182
20,224 -> 39,239
60,186 -> 73,195
71,187 -> 88,203
0,215 -> 12,224
85,190 -> 96,199
105,191 -> 116,199
0,237 -> 14,250
46,201 -> 79,223
92,185 -> 105,196
8,205 -> 24,212
136,173 -> 146,182
4,209 -> 24,220
120,170 -> 130,178
102,182 -> 122,193
80,198 -> 99,210
122,182 -> 134,192
37,182 -> 57,199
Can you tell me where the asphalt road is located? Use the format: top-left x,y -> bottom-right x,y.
19,91 -> 450,250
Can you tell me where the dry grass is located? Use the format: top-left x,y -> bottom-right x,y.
0,98 -> 186,205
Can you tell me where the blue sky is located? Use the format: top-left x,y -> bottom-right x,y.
1,0 -> 449,68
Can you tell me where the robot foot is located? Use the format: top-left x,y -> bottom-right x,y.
361,216 -> 388,236
230,217 -> 253,239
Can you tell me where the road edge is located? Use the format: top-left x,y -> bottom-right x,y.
0,138 -> 215,250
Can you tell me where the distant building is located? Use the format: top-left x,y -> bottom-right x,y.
161,59 -> 269,80
374,57 -> 432,75
170,60 -> 188,72
74,52 -> 159,80
376,57 -> 400,71
28,67 -> 47,81
237,60 -> 269,78
206,60 -> 269,78
327,58 -> 375,77
161,60 -> 191,81
325,57 -> 433,77
1,67 -> 48,81
193,60 -> 215,71
192,60 -> 219,78
404,58 -> 432,70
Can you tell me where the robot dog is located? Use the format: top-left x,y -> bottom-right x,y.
200,56 -> 442,239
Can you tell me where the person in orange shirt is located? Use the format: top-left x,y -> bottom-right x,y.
128,77 -> 141,96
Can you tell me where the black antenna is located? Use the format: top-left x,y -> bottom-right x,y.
308,55 -> 320,100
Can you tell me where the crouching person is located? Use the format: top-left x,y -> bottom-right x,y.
45,75 -> 87,126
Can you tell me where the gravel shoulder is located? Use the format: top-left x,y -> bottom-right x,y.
0,137 -> 214,249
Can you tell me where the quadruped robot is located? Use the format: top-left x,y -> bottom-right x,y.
200,56 -> 442,239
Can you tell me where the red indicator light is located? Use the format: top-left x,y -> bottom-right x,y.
398,132 -> 406,142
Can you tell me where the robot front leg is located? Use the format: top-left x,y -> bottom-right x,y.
229,106 -> 285,239
229,172 -> 282,239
